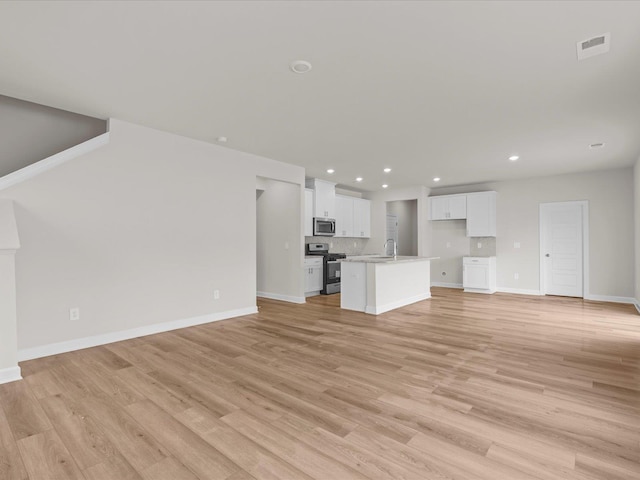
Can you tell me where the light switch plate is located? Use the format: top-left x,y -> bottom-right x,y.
514,242 -> 521,249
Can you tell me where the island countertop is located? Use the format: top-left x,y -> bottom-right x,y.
342,255 -> 439,264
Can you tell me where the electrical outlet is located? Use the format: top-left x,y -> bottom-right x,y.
446,242 -> 451,248
353,242 -> 357,248
514,273 -> 519,280
284,241 -> 289,250
69,308 -> 80,321
514,242 -> 521,249
477,242 -> 482,248
214,289 -> 220,300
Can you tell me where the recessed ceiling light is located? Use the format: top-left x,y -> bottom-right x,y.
383,168 -> 391,173
216,136 -> 227,143
355,177 -> 363,182
509,155 -> 519,161
589,142 -> 605,149
433,177 -> 441,182
327,169 -> 335,174
382,184 -> 388,189
290,60 -> 312,74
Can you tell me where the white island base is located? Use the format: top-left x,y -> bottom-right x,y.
341,257 -> 436,315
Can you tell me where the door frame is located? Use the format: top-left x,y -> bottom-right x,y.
539,201 -> 589,298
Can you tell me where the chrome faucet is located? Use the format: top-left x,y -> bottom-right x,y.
384,239 -> 397,258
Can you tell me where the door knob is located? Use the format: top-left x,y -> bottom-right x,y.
545,253 -> 550,257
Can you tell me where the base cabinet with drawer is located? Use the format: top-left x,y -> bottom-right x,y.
304,257 -> 323,296
463,256 -> 496,294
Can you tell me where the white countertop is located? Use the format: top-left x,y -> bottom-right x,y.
342,255 -> 439,264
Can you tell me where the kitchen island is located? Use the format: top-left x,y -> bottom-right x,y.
341,256 -> 438,315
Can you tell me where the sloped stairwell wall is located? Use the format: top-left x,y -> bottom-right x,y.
0,95 -> 106,178
0,119 -> 304,360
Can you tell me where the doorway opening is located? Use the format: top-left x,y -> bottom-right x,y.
386,200 -> 418,256
256,176 -> 304,303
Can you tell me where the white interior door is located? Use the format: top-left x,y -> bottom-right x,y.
540,202 -> 584,297
385,214 -> 398,255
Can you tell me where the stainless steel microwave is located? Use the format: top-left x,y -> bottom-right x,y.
313,217 -> 335,236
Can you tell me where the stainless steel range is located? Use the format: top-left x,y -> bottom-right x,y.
306,243 -> 346,295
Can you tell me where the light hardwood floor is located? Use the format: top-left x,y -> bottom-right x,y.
1,287 -> 639,479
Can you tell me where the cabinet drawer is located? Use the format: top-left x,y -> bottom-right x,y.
463,257 -> 490,265
304,257 -> 323,267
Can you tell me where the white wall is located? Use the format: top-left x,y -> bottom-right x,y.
635,158 -> 640,304
365,186 -> 430,256
430,168 -> 635,298
256,177 -> 304,302
0,119 -> 304,353
386,200 -> 418,255
0,201 -> 20,377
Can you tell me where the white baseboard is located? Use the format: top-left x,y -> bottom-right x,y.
584,294 -> 637,305
0,132 -> 110,192
18,306 -> 258,362
257,291 -> 306,304
496,287 -> 542,296
464,288 -> 496,294
365,292 -> 431,315
0,366 -> 22,385
431,282 -> 463,289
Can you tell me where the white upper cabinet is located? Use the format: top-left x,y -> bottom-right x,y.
305,178 -> 336,219
334,194 -> 371,238
429,191 -> 496,237
466,191 -> 496,237
335,195 -> 354,237
353,198 -> 371,238
304,189 -> 314,237
305,179 -> 370,238
429,194 -> 466,220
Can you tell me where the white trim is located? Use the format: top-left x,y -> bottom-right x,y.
431,282 -> 463,289
0,132 -> 110,192
305,291 -> 321,297
364,292 -> 431,315
496,287 -> 543,296
464,287 -> 496,294
0,366 -> 22,384
18,306 -> 257,362
257,291 -> 306,304
539,200 -> 589,298
583,294 -> 637,305
634,300 -> 640,315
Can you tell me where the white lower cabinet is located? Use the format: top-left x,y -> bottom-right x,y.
463,256 -> 496,294
304,257 -> 323,295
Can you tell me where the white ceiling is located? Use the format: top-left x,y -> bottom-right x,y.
0,1 -> 639,191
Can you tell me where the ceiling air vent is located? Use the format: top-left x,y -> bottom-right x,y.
577,33 -> 610,60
